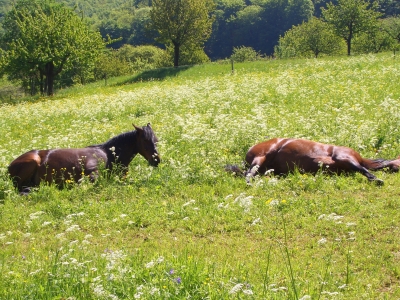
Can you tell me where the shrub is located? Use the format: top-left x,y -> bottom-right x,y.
116,44 -> 171,71
165,44 -> 210,66
93,49 -> 131,81
230,46 -> 260,62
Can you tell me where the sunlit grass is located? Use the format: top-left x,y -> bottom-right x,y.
0,53 -> 400,299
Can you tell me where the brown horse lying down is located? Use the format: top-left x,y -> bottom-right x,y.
227,138 -> 400,185
8,124 -> 160,194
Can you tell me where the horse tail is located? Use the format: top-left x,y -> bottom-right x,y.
361,158 -> 391,171
225,164 -> 245,177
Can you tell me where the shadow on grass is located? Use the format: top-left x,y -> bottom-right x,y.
117,65 -> 193,85
0,65 -> 194,105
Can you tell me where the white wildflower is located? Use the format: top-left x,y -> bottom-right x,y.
146,261 -> 155,268
150,287 -> 160,295
29,211 -> 45,220
229,283 -> 244,294
65,224 -> 80,232
182,199 -> 195,207
55,233 -> 66,239
92,284 -> 106,297
243,289 -> 253,295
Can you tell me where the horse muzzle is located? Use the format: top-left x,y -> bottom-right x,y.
149,153 -> 160,167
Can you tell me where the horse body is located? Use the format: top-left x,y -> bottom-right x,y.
8,124 -> 160,193
244,138 -> 400,184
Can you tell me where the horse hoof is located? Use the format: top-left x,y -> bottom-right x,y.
374,179 -> 384,186
19,187 -> 32,196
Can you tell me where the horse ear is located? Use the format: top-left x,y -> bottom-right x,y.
133,124 -> 143,133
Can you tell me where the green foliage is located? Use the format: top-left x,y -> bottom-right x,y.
128,7 -> 155,46
230,46 -> 261,62
275,17 -> 346,58
93,45 -> 171,81
381,16 -> 400,52
165,44 -> 210,66
1,0 -> 105,95
322,0 -> 382,55
97,11 -> 134,48
352,21 -> 394,54
150,0 -> 215,66
93,49 -> 132,81
116,44 -> 171,70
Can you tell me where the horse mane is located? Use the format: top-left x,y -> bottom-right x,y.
143,126 -> 158,144
88,130 -> 138,150
103,131 -> 137,150
88,126 -> 157,155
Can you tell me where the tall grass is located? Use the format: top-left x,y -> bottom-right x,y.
0,53 -> 400,299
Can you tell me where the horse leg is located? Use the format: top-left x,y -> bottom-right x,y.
334,158 -> 383,185
358,167 -> 383,185
245,156 -> 266,184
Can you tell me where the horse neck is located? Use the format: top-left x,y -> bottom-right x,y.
102,132 -> 139,168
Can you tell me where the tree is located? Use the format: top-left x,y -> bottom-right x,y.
256,0 -> 314,55
275,17 -> 345,58
381,16 -> 400,53
352,19 -> 393,53
206,0 -> 247,59
1,0 -> 105,96
149,0 -> 215,67
232,5 -> 263,50
128,7 -> 156,46
322,0 -> 382,55
376,0 -> 400,17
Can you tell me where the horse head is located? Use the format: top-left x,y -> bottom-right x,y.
133,123 -> 160,167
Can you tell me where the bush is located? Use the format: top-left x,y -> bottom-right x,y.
116,44 -> 171,71
165,44 -> 210,66
93,49 -> 131,81
275,17 -> 345,59
352,30 -> 394,54
230,46 -> 260,62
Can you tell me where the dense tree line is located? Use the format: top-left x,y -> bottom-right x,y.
0,0 -> 399,96
1,0 -> 399,58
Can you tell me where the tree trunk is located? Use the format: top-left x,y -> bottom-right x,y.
40,72 -> 44,96
346,38 -> 351,56
173,42 -> 180,67
347,23 -> 353,56
45,62 -> 55,96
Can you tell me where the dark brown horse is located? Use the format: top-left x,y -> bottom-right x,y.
227,138 -> 400,185
8,123 -> 160,194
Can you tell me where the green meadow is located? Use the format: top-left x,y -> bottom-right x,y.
0,53 -> 400,299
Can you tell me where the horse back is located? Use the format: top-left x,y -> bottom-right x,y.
246,138 -> 335,174
38,148 -> 108,182
9,147 -> 108,190
245,138 -> 292,171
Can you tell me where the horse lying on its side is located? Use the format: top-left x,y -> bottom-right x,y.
226,138 -> 400,185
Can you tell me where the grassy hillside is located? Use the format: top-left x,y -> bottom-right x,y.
1,53 -> 400,299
